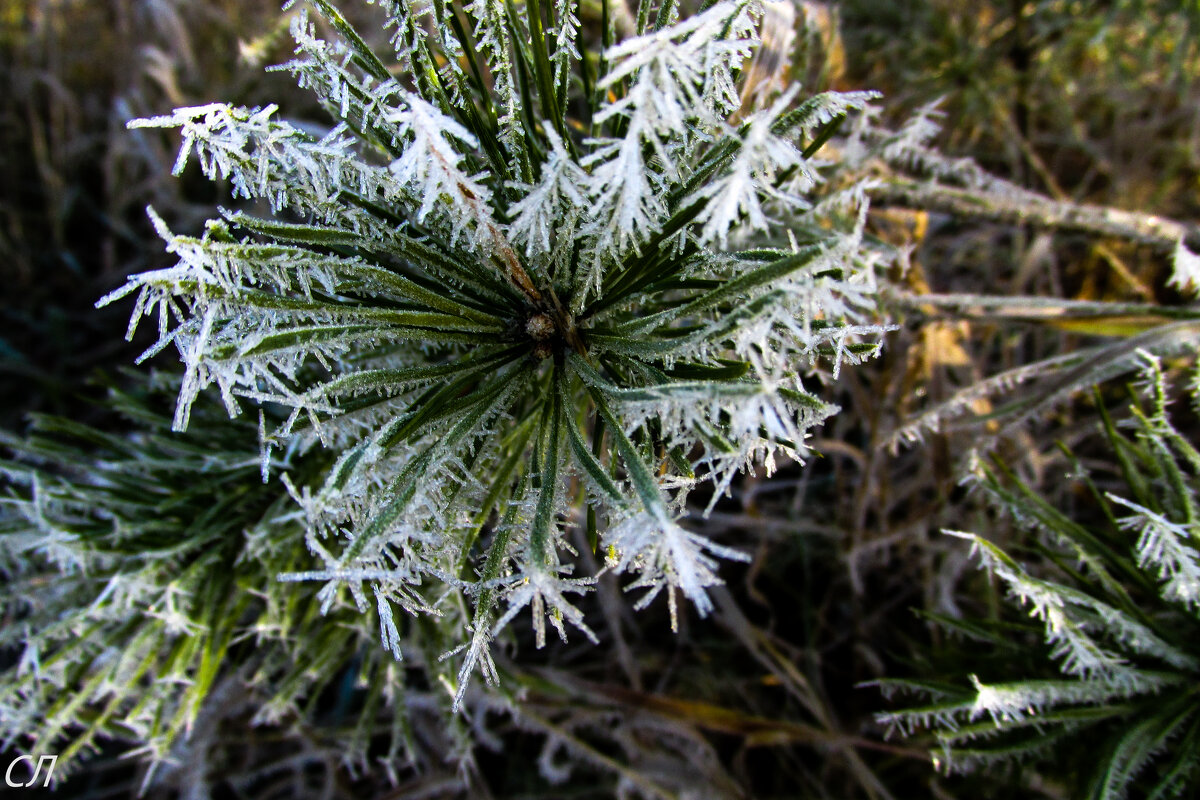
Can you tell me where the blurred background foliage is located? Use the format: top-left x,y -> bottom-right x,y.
1,0 -> 1199,797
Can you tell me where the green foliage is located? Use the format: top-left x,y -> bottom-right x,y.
93,0 -> 889,716
3,0 -> 895,787
877,353 -> 1200,798
7,2 -> 1200,797
0,382 -> 450,784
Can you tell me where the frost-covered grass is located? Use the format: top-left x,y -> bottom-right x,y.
875,355 -> 1200,799
4,1 -> 1200,798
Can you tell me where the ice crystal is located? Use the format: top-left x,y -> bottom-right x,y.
1113,496 -> 1200,610
606,509 -> 751,625
1169,238 -> 1200,296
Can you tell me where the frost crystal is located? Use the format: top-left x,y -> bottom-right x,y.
1169,238 -> 1200,296
607,510 -> 751,627
1112,495 -> 1200,611
691,87 -> 816,248
387,94 -> 494,244
507,128 -> 588,260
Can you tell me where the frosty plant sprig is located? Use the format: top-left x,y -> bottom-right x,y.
875,354 -> 1200,798
104,0 -> 888,705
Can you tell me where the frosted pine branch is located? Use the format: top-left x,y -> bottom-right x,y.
100,0 -> 894,712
